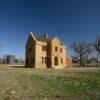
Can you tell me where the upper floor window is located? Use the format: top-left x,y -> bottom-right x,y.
42,46 -> 47,51
55,46 -> 58,52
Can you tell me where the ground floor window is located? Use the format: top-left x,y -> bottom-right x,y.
45,57 -> 47,64
41,57 -> 46,64
31,57 -> 35,64
61,58 -> 63,64
54,57 -> 59,66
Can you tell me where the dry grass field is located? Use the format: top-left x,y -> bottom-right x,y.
0,64 -> 100,100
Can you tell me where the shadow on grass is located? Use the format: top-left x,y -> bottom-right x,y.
11,65 -> 25,68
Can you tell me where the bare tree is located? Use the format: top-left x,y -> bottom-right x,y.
71,41 -> 93,67
94,37 -> 100,66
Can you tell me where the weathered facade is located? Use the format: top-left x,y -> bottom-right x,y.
25,32 -> 67,68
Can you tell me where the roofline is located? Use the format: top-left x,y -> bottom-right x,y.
29,32 -> 37,41
51,36 -> 67,48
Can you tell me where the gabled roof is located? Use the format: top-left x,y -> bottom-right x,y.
51,36 -> 64,46
29,32 -> 65,46
30,32 -> 54,42
34,34 -> 50,42
29,32 -> 36,41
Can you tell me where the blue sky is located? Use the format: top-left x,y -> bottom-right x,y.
0,0 -> 100,58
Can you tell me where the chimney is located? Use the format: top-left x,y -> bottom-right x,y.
44,34 -> 48,38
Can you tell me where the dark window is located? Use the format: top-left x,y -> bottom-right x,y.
42,46 -> 47,51
55,47 -> 58,52
61,58 -> 63,64
60,48 -> 63,53
29,47 -> 32,53
31,57 -> 35,63
45,57 -> 47,64
54,57 -> 59,66
41,57 -> 44,64
42,57 -> 45,64
41,57 -> 47,64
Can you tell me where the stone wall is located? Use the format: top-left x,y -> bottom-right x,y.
50,37 -> 67,68
35,41 -> 47,68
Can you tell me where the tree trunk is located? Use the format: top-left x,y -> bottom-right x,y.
97,52 -> 99,67
80,55 -> 82,67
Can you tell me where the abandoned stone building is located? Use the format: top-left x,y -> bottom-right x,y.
25,32 -> 67,68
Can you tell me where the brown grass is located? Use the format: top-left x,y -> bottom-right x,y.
0,64 -> 100,100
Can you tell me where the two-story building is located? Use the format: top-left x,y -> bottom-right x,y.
25,32 -> 67,68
